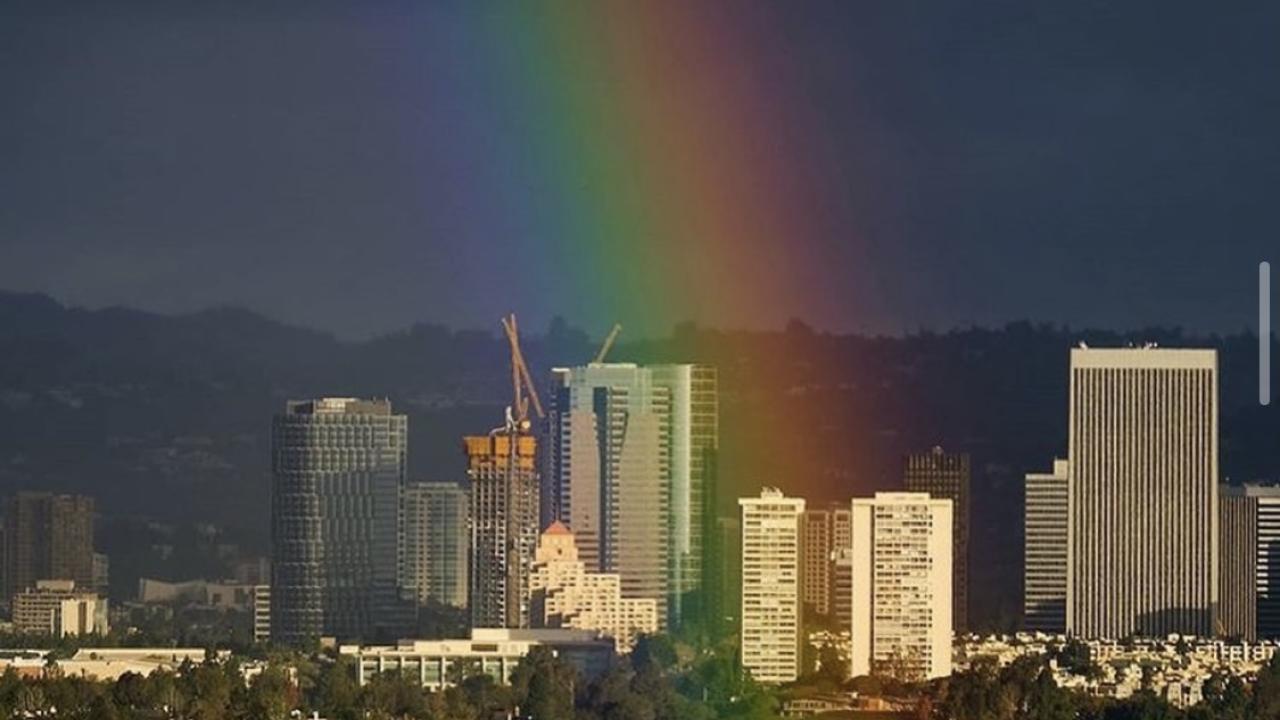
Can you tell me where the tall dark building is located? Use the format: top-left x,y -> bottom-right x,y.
903,446 -> 970,633
270,398 -> 408,645
2,492 -> 95,603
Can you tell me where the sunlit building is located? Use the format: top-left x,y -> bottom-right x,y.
529,522 -> 658,651
1067,348 -> 1218,638
851,492 -> 952,681
466,430 -> 539,629
904,446 -> 970,632
547,363 -> 717,627
739,488 -> 804,684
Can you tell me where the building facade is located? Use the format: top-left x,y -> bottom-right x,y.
802,509 -> 833,617
466,430 -> 540,629
1067,348 -> 1218,639
1024,459 -> 1069,633
529,522 -> 658,651
403,481 -> 470,609
1219,484 -> 1280,641
547,363 -> 719,627
903,447 -> 970,633
739,488 -> 804,684
851,492 -> 952,681
1259,491 -> 1280,638
3,492 -> 95,602
12,580 -> 107,636
343,629 -> 614,690
270,397 -> 408,644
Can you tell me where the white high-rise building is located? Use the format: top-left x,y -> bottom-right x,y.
739,488 -> 804,684
529,522 -> 658,652
1024,459 -> 1069,633
850,492 -> 952,681
1067,348 -> 1218,639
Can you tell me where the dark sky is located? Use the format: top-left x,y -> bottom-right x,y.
2,1 -> 1277,338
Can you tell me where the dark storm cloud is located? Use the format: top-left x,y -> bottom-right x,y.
1,1 -> 1276,337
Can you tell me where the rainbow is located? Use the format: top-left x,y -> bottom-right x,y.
462,3 -> 828,336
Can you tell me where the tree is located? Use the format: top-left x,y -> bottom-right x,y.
316,658 -> 360,720
510,646 -> 575,720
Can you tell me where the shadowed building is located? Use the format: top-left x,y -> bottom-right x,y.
903,447 -> 969,633
802,509 -> 833,617
1024,460 -> 1069,633
403,481 -> 470,609
270,398 -> 408,645
1219,484 -> 1280,641
3,492 -> 95,603
1067,348 -> 1218,639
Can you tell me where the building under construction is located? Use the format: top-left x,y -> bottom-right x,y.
465,315 -> 542,629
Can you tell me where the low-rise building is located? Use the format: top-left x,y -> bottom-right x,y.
341,628 -> 614,690
12,580 -> 107,636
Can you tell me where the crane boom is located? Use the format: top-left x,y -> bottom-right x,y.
500,313 -> 545,423
592,323 -> 623,364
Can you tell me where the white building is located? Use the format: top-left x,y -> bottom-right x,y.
850,492 -> 952,681
341,629 -> 614,690
529,522 -> 658,652
252,585 -> 271,644
1024,459 -> 1069,633
739,488 -> 804,684
1067,348 -> 1218,638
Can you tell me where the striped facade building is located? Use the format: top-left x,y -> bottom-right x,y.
1067,348 -> 1218,639
1219,484 -> 1280,641
1024,459 -> 1069,633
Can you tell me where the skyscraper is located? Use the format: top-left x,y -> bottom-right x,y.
403,481 -> 470,609
650,364 -> 719,627
1067,348 -> 1218,639
739,488 -> 804,684
529,522 -> 659,652
270,397 -> 408,644
802,509 -> 833,616
546,363 -> 718,627
466,428 -> 539,629
1257,490 -> 1280,639
903,446 -> 969,633
1024,459 -> 1069,633
851,492 -> 952,681
1219,484 -> 1280,641
3,492 -> 95,603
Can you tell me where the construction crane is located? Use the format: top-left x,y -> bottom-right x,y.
592,323 -> 622,364
499,313 -> 544,431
